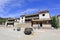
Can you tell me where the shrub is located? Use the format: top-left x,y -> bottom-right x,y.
0,18 -> 7,24
52,16 -> 59,29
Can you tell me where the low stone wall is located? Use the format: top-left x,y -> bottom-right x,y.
42,24 -> 51,27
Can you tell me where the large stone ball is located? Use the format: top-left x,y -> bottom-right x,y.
24,28 -> 33,35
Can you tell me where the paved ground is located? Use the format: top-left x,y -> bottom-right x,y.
0,27 -> 60,40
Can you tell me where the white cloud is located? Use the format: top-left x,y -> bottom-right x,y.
0,0 -> 40,18
4,8 -> 39,18
0,0 -> 10,5
4,14 -> 20,18
20,9 -> 40,14
0,0 -> 11,16
7,0 -> 26,7
0,0 -> 26,17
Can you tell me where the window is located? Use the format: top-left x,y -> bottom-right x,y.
42,14 -> 45,16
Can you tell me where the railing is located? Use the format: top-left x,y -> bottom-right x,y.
25,17 -> 39,19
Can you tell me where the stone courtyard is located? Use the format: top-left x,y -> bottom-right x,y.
0,26 -> 60,40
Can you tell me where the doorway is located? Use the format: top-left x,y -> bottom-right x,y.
40,23 -> 42,27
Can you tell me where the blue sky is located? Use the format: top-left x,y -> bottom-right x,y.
0,0 -> 60,18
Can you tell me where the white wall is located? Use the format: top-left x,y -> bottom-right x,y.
39,13 -> 50,19
19,16 -> 25,24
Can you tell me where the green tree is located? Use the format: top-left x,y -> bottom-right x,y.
52,16 -> 58,29
0,18 -> 7,24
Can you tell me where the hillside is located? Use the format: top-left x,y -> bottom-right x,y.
0,17 -> 7,24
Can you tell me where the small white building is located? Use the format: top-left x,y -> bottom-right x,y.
5,18 -> 15,27
19,16 -> 25,24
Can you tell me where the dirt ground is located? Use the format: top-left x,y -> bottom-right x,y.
0,27 -> 60,40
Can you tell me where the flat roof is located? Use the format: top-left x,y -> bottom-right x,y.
20,10 -> 49,17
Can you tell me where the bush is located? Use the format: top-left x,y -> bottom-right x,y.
52,16 -> 59,29
0,18 -> 7,24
